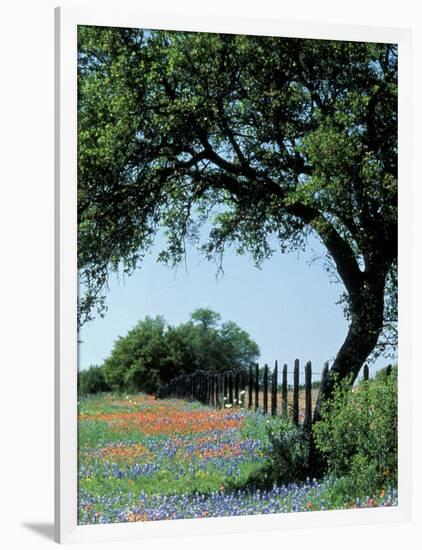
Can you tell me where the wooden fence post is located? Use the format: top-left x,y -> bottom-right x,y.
208,373 -> 212,404
312,361 -> 329,423
255,363 -> 259,411
363,364 -> 369,381
210,374 -> 215,406
304,361 -> 312,431
263,364 -> 268,414
240,371 -> 246,407
248,366 -> 253,409
234,372 -> 240,405
208,373 -> 214,405
200,372 -> 205,403
205,373 -> 209,404
271,360 -> 278,416
282,363 -> 288,417
293,359 -> 299,424
241,370 -> 247,392
199,374 -> 203,402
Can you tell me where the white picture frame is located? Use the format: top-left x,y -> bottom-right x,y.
54,6 -> 412,543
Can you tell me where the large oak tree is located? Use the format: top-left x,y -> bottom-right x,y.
77,27 -> 397,419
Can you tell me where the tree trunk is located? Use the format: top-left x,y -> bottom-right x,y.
308,276 -> 386,477
313,278 -> 385,424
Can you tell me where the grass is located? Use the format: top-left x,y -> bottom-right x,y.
78,393 -> 397,524
78,395 -> 264,498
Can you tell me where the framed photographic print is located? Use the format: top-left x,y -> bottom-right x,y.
55,6 -> 412,544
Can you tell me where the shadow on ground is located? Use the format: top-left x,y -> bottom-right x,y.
21,522 -> 54,541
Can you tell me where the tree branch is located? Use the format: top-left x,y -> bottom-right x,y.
286,202 -> 364,297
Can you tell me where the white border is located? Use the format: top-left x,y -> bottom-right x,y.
55,6 -> 412,544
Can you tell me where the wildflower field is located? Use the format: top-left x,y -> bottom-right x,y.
78,394 -> 397,524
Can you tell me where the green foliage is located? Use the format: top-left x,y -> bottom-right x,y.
236,415 -> 312,488
78,365 -> 111,395
375,364 -> 395,381
102,308 -> 259,393
77,28 -> 397,370
313,367 -> 397,494
190,308 -> 221,330
265,419 -> 311,485
103,315 -> 166,393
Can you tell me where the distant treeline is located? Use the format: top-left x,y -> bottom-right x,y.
78,308 -> 260,395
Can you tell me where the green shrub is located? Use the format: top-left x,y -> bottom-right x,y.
313,367 -> 397,495
225,417 -> 311,491
267,420 -> 311,484
78,365 -> 111,396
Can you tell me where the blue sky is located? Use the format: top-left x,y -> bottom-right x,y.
78,233 -> 391,381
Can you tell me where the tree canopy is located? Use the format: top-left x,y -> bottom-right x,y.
78,364 -> 111,395
77,27 -> 397,412
101,308 -> 260,393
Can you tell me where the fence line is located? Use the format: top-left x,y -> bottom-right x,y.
157,359 -> 323,430
156,361 -> 389,430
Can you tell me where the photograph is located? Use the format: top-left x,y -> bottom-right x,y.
76,25 -> 398,526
